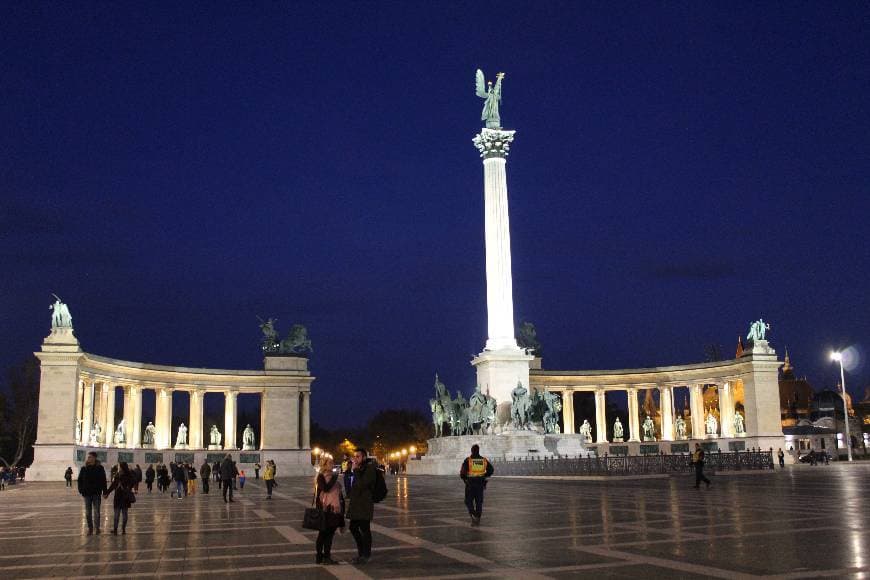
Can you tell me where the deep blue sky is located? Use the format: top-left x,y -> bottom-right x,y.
2,3 -> 869,427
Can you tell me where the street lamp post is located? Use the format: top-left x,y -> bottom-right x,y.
830,352 -> 853,462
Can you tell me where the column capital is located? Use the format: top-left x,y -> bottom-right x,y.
473,128 -> 515,158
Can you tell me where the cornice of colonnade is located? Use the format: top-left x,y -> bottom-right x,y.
529,356 -> 760,388
78,352 -> 314,389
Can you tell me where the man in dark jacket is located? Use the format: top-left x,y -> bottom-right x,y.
200,461 -> 211,494
77,452 -> 107,535
459,444 -> 494,526
144,465 -> 155,493
346,448 -> 377,564
692,443 -> 711,488
220,454 -> 237,503
171,462 -> 185,499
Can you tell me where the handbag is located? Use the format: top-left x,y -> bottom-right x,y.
302,507 -> 325,531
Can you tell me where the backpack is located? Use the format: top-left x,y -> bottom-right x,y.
372,466 -> 387,503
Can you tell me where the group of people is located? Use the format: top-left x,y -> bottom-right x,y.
0,465 -> 26,489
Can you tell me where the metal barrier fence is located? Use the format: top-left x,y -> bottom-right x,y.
493,451 -> 774,476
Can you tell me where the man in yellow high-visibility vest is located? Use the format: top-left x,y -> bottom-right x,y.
459,444 -> 494,526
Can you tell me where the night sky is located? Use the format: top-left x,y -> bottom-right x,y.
2,4 -> 869,428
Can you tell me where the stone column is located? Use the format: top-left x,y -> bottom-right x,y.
690,384 -> 705,439
719,382 -> 734,438
122,387 -> 133,448
156,387 -> 172,449
627,387 -> 640,442
595,389 -> 608,442
75,382 -> 85,443
301,391 -> 311,449
224,390 -> 238,449
190,389 -> 204,449
660,385 -> 674,441
130,386 -> 142,447
104,384 -> 116,447
82,380 -> 95,444
561,390 -> 575,434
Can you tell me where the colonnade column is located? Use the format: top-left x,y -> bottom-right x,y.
301,391 -> 311,449
122,387 -> 133,448
719,382 -> 733,438
75,381 -> 85,443
627,387 -> 640,442
595,389 -> 608,442
190,389 -> 204,449
130,386 -> 142,447
104,384 -> 116,446
156,388 -> 172,449
561,390 -> 575,434
690,384 -> 705,439
224,391 -> 238,449
660,385 -> 674,441
82,380 -> 95,444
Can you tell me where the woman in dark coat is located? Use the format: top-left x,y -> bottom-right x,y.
105,462 -> 136,535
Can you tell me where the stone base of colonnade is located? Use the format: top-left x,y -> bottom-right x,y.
29,445 -> 314,480
406,433 -> 590,475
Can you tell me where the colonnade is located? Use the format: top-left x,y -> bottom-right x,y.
74,379 -> 312,450
551,382 -> 741,443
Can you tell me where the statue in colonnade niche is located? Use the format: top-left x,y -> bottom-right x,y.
89,423 -> 102,446
579,419 -> 593,443
176,423 -> 188,447
115,419 -> 126,445
613,417 -> 624,442
210,424 -> 222,447
243,424 -> 256,450
75,419 -> 83,442
675,416 -> 687,440
510,382 -> 531,430
541,391 -> 562,434
705,412 -> 718,435
733,411 -> 746,435
642,415 -> 656,441
143,422 -> 156,445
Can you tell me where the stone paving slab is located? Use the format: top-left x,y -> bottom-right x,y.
0,464 -> 869,578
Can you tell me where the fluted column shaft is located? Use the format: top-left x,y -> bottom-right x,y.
82,380 -> 95,443
561,390 -> 575,434
224,391 -> 238,449
690,384 -> 705,439
595,389 -> 608,442
75,382 -> 85,443
104,384 -> 115,446
301,392 -> 311,449
719,382 -> 734,437
627,387 -> 640,442
660,386 -> 674,441
190,390 -> 204,449
156,388 -> 172,449
130,386 -> 142,447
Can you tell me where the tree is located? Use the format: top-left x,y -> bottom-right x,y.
517,321 -> 543,357
365,409 -> 430,454
1,356 -> 40,467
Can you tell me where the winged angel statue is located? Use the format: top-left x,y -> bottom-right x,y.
476,69 -> 504,128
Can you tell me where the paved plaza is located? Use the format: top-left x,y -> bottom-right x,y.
1,465 -> 869,579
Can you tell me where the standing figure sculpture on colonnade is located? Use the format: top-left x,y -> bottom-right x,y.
675,416 -> 687,440
733,411 -> 746,435
90,423 -> 102,446
115,419 -> 126,445
210,425 -> 222,447
579,419 -> 593,443
143,422 -> 156,445
49,294 -> 73,329
176,423 -> 188,447
747,319 -> 771,342
243,424 -> 256,450
613,417 -> 624,442
642,415 -> 656,441
705,412 -> 718,435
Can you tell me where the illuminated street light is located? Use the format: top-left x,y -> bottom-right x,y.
410,446 -> 417,454
830,351 -> 853,462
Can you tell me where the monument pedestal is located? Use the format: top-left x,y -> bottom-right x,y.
472,348 -> 534,423
208,444 -> 222,450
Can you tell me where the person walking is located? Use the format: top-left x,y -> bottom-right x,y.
133,464 -> 143,493
213,461 -> 221,483
459,444 -> 494,526
220,454 -> 237,503
64,466 -> 73,487
171,462 -> 185,499
77,452 -> 107,535
777,448 -> 785,469
346,448 -> 376,565
264,460 -> 276,499
105,462 -> 136,535
145,465 -> 155,493
692,443 -> 711,488
315,456 -> 344,565
341,454 -> 353,491
200,461 -> 211,494
254,462 -> 261,479
187,464 -> 197,496
238,470 -> 246,490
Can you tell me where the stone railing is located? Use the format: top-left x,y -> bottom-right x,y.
492,450 -> 774,477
